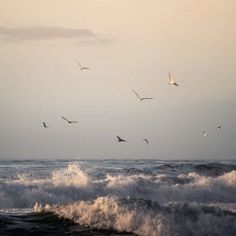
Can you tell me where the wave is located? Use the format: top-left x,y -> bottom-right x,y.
1,163 -> 236,209
0,211 -> 134,236
36,196 -> 236,236
194,162 -> 236,176
1,197 -> 236,236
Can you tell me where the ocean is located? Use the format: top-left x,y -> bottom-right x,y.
0,159 -> 236,236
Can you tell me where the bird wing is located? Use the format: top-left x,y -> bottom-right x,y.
117,136 -> 126,142
173,82 -> 179,86
169,73 -> 174,83
43,122 -> 46,127
142,97 -> 153,100
70,121 -> 78,123
127,168 -> 135,173
132,89 -> 141,99
83,67 -> 90,70
61,116 -> 70,122
143,139 -> 149,144
76,61 -> 82,68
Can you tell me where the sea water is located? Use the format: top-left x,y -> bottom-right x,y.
0,159 -> 236,236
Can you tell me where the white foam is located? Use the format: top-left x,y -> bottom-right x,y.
38,196 -> 236,236
1,163 -> 236,209
51,163 -> 90,187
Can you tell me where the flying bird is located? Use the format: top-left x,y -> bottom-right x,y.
126,168 -> 135,173
158,164 -> 175,171
43,122 -> 49,128
168,73 -> 179,86
203,131 -> 207,137
117,136 -> 126,142
142,139 -> 149,145
217,125 -> 222,130
126,168 -> 144,174
76,61 -> 90,70
132,89 -> 153,101
164,164 -> 175,171
61,116 -> 78,124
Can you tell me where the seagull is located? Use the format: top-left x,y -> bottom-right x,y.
168,73 -> 179,86
126,168 -> 144,174
203,131 -> 207,137
142,138 -> 149,145
61,116 -> 78,124
76,61 -> 90,70
164,164 -> 175,171
158,164 -> 175,171
127,168 -> 135,173
117,136 -> 126,142
132,89 -> 153,101
43,122 -> 49,128
217,125 -> 222,130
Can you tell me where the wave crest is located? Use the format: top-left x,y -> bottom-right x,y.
38,196 -> 236,236
1,163 -> 236,209
51,163 -> 90,187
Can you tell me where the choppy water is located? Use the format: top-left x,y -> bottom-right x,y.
0,159 -> 236,236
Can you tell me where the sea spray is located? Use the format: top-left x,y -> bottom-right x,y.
1,163 -> 236,208
37,196 -> 236,236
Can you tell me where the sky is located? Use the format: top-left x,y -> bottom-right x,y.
0,0 -> 236,160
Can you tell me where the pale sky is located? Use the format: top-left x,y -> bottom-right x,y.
0,0 -> 236,159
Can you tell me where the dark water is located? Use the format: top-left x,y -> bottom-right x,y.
0,159 -> 236,236
0,212 -> 133,236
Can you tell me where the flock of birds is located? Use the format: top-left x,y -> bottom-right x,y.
42,61 -> 223,145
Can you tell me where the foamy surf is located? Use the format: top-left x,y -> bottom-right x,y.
1,160 -> 236,235
35,196 -> 236,236
1,162 -> 236,208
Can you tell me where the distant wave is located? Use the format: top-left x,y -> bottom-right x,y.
194,162 -> 236,176
1,163 -> 236,208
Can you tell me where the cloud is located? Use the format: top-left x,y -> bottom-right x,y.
76,37 -> 117,46
0,26 -> 97,42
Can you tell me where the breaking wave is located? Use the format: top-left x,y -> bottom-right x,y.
35,196 -> 236,236
1,162 -> 236,209
194,162 -> 236,176
1,161 -> 236,235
